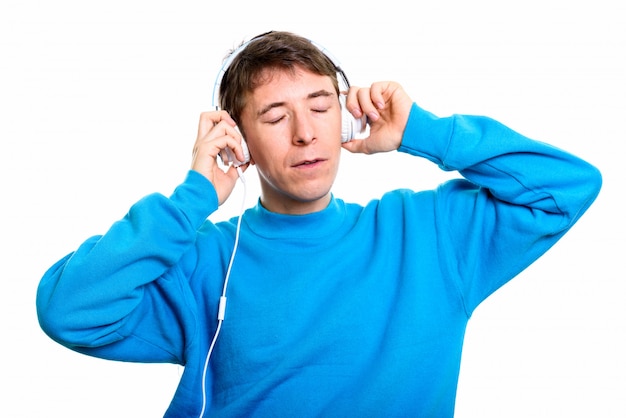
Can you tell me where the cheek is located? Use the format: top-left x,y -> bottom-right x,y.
247,140 -> 284,178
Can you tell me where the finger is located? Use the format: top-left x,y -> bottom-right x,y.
344,87 -> 364,118
355,88 -> 381,122
368,81 -> 389,110
197,110 -> 236,140
341,136 -> 373,155
196,118 -> 239,149
218,126 -> 248,165
196,122 -> 248,169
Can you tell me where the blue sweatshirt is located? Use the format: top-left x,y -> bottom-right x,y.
36,103 -> 601,417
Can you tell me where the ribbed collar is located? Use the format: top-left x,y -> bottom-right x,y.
242,195 -> 349,242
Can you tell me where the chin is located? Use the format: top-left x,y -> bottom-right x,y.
295,183 -> 333,202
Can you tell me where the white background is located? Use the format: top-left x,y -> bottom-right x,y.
1,0 -> 624,416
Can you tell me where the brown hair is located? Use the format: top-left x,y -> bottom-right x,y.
217,31 -> 340,125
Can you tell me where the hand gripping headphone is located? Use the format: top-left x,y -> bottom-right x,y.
211,32 -> 366,167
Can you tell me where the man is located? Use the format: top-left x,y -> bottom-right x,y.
37,31 -> 602,417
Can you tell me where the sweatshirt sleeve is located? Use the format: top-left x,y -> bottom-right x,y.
399,103 -> 602,314
36,170 -> 219,363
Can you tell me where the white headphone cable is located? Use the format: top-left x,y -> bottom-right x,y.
198,166 -> 246,418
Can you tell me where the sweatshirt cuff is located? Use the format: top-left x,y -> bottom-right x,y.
169,170 -> 219,229
398,103 -> 454,167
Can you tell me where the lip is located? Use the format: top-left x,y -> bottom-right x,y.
292,158 -> 326,168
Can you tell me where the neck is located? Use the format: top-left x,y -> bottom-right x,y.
260,192 -> 332,215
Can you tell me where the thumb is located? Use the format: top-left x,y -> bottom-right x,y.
341,138 -> 371,155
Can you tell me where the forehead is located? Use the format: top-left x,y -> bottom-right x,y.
249,66 -> 335,102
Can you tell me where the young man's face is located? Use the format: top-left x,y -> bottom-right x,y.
239,66 -> 342,215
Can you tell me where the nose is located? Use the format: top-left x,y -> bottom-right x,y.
292,111 -> 316,145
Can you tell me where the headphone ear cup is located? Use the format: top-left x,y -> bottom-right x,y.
341,107 -> 354,143
339,95 -> 366,143
240,139 -> 250,163
221,127 -> 250,167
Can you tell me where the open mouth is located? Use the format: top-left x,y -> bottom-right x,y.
295,159 -> 323,167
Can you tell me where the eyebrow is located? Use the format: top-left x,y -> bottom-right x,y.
257,89 -> 335,117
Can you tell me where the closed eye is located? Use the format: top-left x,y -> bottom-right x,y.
267,116 -> 285,125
